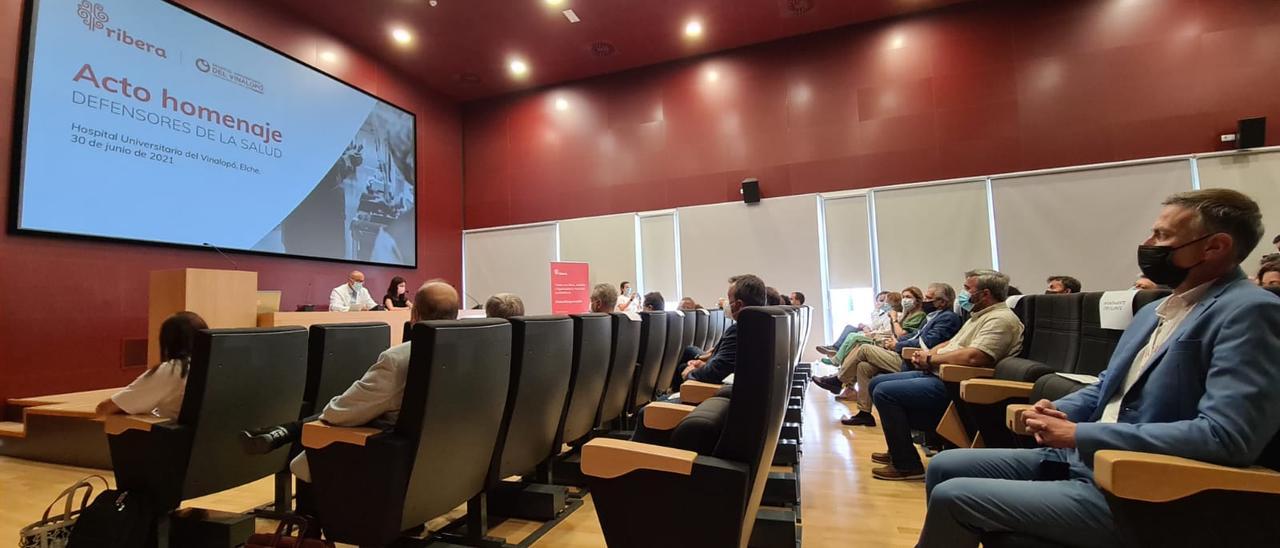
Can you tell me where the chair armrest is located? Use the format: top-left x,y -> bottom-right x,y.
1005,404 -> 1033,435
643,402 -> 697,431
680,381 -> 722,404
581,437 -> 696,479
104,414 -> 172,435
938,364 -> 994,383
1095,450 -> 1280,503
961,379 -> 1034,405
301,421 -> 382,449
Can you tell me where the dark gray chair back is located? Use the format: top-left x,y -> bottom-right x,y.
1023,293 -> 1084,371
557,313 -> 612,446
396,319 -> 512,529
305,322 -> 390,417
708,309 -> 724,347
492,316 -> 574,481
596,313 -> 641,427
652,311 -> 688,398
629,311 -> 669,411
693,309 -> 709,350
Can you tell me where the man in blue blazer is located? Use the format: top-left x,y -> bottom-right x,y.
916,188 -> 1280,548
680,274 -> 767,384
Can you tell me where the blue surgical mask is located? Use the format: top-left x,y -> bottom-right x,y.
957,291 -> 973,313
352,281 -> 363,292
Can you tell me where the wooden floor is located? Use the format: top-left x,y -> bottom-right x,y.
0,368 -> 928,546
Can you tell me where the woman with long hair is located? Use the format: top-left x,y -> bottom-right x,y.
95,311 -> 208,419
383,276 -> 411,309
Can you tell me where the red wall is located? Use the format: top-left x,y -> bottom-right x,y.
462,0 -> 1280,229
0,0 -> 463,403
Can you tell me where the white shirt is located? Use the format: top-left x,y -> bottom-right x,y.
617,293 -> 637,312
329,283 -> 377,312
290,342 -> 412,482
1099,281 -> 1213,423
111,359 -> 188,419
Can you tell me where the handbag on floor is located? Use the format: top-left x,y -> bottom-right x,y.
19,475 -> 109,548
65,486 -> 158,548
246,515 -> 334,548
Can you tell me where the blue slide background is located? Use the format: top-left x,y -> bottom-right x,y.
16,0 -> 418,266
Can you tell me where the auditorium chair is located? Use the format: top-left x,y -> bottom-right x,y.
485,315 -> 574,521
626,311 -> 669,416
1008,295 -> 1035,358
106,327 -> 309,514
707,308 -> 725,348
651,310 -> 688,400
401,320 -> 412,343
947,293 -> 1084,448
593,312 -> 642,431
968,290 -> 1171,449
541,312 -> 614,488
693,308 -> 710,350
583,306 -> 792,548
301,319 -> 511,547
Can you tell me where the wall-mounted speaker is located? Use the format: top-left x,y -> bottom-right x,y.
1238,117 -> 1266,149
741,178 -> 761,204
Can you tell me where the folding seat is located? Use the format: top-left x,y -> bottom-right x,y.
582,306 -> 792,548
555,313 -> 613,448
1009,295 -> 1036,358
626,311 -> 668,414
301,319 -> 511,547
402,320 -> 412,343
651,310 -> 688,400
106,327 -> 309,513
947,294 -> 1084,448
693,308 -> 710,350
485,315 -> 575,521
707,309 -> 724,348
594,312 -> 642,430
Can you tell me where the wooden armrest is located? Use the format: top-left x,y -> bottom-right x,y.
581,438 -> 696,479
301,421 -> 381,449
1005,404 -> 1032,435
937,364 -> 994,383
643,402 -> 697,431
104,414 -> 171,435
960,379 -> 1034,404
680,381 -> 721,404
1095,450 -> 1280,503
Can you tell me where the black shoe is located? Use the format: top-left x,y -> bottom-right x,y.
239,425 -> 292,455
840,412 -> 876,427
811,375 -> 843,395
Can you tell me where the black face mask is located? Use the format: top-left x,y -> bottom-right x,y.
1137,234 -> 1211,287
922,300 -> 938,314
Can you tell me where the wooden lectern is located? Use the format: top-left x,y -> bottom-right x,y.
148,268 -> 258,365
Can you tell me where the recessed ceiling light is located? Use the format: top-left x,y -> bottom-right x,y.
391,27 -> 412,45
704,69 -> 719,82
562,9 -> 581,23
319,50 -> 337,62
684,20 -> 704,38
544,0 -> 564,5
555,98 -> 569,111
509,59 -> 529,77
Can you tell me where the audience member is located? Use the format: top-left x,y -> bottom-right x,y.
766,286 -> 784,306
818,289 -> 915,371
95,311 -> 208,419
817,292 -> 899,356
780,294 -> 792,305
616,281 -> 639,312
329,270 -> 378,312
678,297 -> 700,310
643,291 -> 665,311
383,276 -> 411,309
591,283 -> 619,314
813,284 -> 962,426
918,188 -> 1280,547
1132,275 -> 1158,290
484,292 -> 524,319
291,281 -> 460,484
680,274 -> 766,384
790,291 -> 806,305
867,269 -> 1024,481
1259,261 -> 1280,288
1274,233 -> 1280,252
1045,275 -> 1082,294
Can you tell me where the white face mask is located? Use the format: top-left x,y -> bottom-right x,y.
901,298 -> 916,311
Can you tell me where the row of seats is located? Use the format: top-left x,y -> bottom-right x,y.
103,306 -> 759,547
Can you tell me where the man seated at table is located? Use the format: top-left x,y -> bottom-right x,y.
917,188 -> 1280,548
329,270 -> 378,312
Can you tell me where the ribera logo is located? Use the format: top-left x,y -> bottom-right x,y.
75,0 -> 168,59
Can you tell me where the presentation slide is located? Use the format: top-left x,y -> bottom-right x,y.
15,0 -> 418,266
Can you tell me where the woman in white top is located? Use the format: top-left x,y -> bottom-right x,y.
616,281 -> 639,312
95,311 -> 208,419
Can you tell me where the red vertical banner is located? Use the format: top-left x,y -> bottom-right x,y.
550,261 -> 591,314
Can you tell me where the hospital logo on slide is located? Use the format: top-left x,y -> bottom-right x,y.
76,0 -> 108,31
